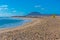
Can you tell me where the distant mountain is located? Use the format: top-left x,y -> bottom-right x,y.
12,12 -> 60,18
27,12 -> 59,16
27,12 -> 41,16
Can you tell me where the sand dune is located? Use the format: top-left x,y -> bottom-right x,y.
0,16 -> 60,40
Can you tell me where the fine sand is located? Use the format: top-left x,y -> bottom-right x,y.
0,16 -> 60,40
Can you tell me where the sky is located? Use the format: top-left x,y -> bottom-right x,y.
0,0 -> 60,16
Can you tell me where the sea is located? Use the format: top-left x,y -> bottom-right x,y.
0,17 -> 31,29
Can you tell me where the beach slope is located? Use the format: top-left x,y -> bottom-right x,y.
0,16 -> 60,40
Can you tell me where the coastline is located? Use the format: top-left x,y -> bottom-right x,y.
0,18 -> 40,33
0,16 -> 60,40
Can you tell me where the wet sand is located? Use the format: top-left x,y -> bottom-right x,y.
0,16 -> 60,40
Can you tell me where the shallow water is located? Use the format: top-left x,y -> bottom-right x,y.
0,18 -> 31,29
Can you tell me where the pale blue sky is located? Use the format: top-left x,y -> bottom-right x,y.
0,0 -> 60,16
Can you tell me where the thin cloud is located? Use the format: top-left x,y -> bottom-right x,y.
0,5 -> 8,11
0,13 -> 13,17
12,10 -> 16,13
18,12 -> 25,16
0,5 -> 8,8
11,8 -> 15,10
0,8 -> 2,10
41,8 -> 45,10
0,5 -> 17,16
4,7 -> 8,9
34,5 -> 41,8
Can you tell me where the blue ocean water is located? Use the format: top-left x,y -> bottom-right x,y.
0,18 -> 31,29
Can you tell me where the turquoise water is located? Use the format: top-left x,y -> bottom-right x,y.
0,18 -> 31,29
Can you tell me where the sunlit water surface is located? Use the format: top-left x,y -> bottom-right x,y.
0,17 -> 31,29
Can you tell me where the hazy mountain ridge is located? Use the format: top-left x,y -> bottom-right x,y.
12,12 -> 60,17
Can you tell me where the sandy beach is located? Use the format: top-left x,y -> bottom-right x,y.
0,16 -> 60,40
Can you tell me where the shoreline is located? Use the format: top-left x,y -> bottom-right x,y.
0,18 -> 39,33
0,16 -> 60,40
